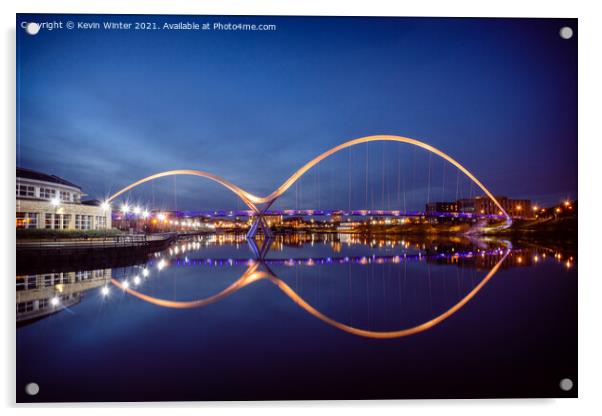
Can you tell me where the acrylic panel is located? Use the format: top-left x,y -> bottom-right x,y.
16,14 -> 577,402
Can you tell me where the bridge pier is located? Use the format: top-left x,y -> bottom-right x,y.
246,214 -> 273,239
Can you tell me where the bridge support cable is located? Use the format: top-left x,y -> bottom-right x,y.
348,147 -> 352,211
365,142 -> 369,210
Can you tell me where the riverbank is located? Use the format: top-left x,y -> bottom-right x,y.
16,233 -> 177,275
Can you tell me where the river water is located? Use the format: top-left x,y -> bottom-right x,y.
16,233 -> 577,402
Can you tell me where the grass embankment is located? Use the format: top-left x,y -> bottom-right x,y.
16,228 -> 124,240
503,217 -> 577,236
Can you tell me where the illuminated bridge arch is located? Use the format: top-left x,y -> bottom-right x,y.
106,135 -> 512,232
106,169 -> 260,213
257,135 -> 512,227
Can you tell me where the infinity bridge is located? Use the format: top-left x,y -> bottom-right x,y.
107,135 -> 513,237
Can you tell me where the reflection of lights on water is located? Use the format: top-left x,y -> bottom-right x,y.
517,256 -> 523,264
157,259 -> 167,271
133,276 -> 141,286
533,255 -> 539,263
50,296 -> 60,307
101,286 -> 110,296
122,280 -> 129,289
566,261 -> 571,269
142,268 -> 149,277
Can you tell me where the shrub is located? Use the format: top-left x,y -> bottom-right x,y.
16,228 -> 124,240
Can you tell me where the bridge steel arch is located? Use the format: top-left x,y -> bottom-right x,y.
256,135 -> 512,228
105,169 -> 260,213
106,135 -> 512,233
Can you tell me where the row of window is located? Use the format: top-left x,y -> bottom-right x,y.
39,187 -> 56,199
16,270 -> 109,291
16,212 -> 38,229
96,216 -> 107,229
16,184 -> 35,197
16,294 -> 77,315
44,213 -> 72,229
16,184 -> 81,202
17,213 -> 108,230
75,214 -> 92,230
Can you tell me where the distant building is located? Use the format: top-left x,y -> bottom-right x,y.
459,196 -> 532,218
457,198 -> 476,213
430,196 -> 533,219
425,201 -> 458,215
16,167 -> 111,230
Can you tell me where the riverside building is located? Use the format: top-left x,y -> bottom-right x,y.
16,167 -> 111,230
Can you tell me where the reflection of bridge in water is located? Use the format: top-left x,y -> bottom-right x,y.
111,238 -> 512,339
16,236 -> 575,333
106,135 -> 513,238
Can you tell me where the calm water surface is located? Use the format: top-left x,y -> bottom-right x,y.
16,233 -> 577,402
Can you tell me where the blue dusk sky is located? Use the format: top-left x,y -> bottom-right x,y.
16,14 -> 577,211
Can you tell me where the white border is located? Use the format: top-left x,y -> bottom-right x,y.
2,1 -> 601,414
